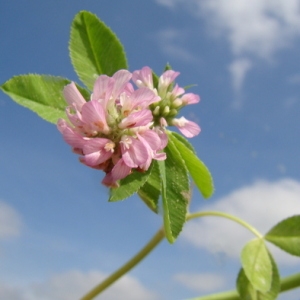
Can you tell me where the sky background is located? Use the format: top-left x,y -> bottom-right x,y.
1,1 -> 300,299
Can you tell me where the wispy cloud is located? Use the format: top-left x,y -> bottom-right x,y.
0,270 -> 160,300
173,272 -> 226,292
0,201 -> 22,239
156,0 -> 300,95
157,0 -> 300,58
199,0 -> 300,58
155,0 -> 179,9
228,58 -> 252,108
182,179 -> 300,265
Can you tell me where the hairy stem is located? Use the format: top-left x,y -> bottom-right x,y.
80,210 -> 264,299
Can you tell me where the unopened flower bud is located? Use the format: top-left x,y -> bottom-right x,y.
153,106 -> 160,116
163,106 -> 170,115
169,109 -> 178,117
172,98 -> 182,108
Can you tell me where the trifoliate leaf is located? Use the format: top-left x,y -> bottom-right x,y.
168,131 -> 214,198
241,238 -> 273,293
159,137 -> 189,243
0,74 -> 88,124
70,11 -> 128,90
138,161 -> 161,213
109,164 -> 153,202
237,251 -> 280,300
170,131 -> 196,153
265,215 -> 300,256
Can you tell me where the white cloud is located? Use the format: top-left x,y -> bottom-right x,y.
183,179 -> 300,265
0,270 -> 160,300
200,0 -> 300,58
157,0 -> 300,59
156,29 -> 198,63
0,201 -> 22,239
0,283 -> 23,300
156,0 -> 300,93
228,58 -> 252,108
173,272 -> 226,292
228,58 -> 252,93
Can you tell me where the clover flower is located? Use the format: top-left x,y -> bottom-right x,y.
132,66 -> 201,138
58,67 -> 200,187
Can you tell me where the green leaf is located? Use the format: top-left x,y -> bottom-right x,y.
109,164 -> 153,202
0,74 -> 88,124
159,137 -> 190,243
241,238 -> 273,293
168,131 -> 214,199
170,131 -> 196,153
237,252 -> 280,300
265,215 -> 300,256
137,161 -> 161,213
70,11 -> 128,90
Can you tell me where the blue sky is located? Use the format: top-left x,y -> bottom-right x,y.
1,1 -> 300,299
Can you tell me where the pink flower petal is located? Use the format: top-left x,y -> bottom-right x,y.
102,173 -> 118,188
121,137 -> 149,168
138,130 -> 162,151
171,84 -> 185,98
82,138 -> 114,166
181,93 -> 200,105
111,158 -> 132,180
57,119 -> 86,148
83,138 -> 113,154
81,100 -> 110,134
92,75 -> 114,105
158,70 -> 180,92
112,70 -> 132,99
130,87 -> 160,109
172,117 -> 201,138
132,66 -> 153,89
119,109 -> 153,129
154,127 -> 168,148
63,82 -> 86,110
153,152 -> 166,160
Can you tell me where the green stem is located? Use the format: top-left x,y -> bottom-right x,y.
280,272 -> 300,293
80,210 -> 266,299
80,226 -> 165,300
188,272 -> 300,300
187,211 -> 263,239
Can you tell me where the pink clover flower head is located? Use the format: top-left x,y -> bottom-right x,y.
57,69 -> 167,187
132,67 -> 202,139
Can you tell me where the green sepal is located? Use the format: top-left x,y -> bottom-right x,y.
168,131 -> 214,199
0,74 -> 88,124
69,11 -> 128,90
164,63 -> 172,71
109,163 -> 153,202
159,137 -> 190,243
265,215 -> 300,256
237,251 -> 280,300
152,72 -> 159,90
137,161 -> 161,213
